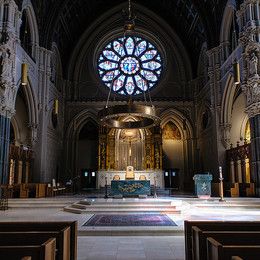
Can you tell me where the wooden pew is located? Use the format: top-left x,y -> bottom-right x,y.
207,236 -> 260,260
36,183 -> 47,198
192,227 -> 260,260
0,221 -> 77,260
0,229 -> 70,260
0,237 -> 56,260
184,220 -> 260,260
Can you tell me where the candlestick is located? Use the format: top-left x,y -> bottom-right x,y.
219,166 -> 222,179
218,166 -> 225,202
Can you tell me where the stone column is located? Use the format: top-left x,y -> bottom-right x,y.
249,114 -> 260,194
0,112 -> 10,184
239,0 -> 260,196
0,0 -> 20,185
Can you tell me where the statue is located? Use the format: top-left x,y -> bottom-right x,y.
249,52 -> 258,76
0,48 -> 12,81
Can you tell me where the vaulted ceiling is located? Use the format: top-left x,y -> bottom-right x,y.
15,0 -> 235,76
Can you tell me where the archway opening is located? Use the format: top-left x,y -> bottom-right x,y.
162,121 -> 183,190
77,120 -> 98,190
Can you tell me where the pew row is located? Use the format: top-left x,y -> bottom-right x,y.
192,227 -> 260,260
207,236 -> 260,260
0,221 -> 77,260
0,230 -> 70,260
184,220 -> 260,260
0,237 -> 56,260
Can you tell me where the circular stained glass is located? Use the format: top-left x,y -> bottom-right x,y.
97,36 -> 162,95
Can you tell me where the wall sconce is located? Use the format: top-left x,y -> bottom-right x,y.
233,61 -> 240,85
54,99 -> 59,115
21,63 -> 28,86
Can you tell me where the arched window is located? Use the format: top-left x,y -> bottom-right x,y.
20,10 -> 32,57
97,35 -> 163,95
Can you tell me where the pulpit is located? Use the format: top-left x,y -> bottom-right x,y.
193,173 -> 212,197
125,166 -> 135,180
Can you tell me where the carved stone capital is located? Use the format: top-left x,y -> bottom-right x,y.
246,102 -> 260,117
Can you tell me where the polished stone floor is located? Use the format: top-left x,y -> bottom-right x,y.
1,196 -> 260,259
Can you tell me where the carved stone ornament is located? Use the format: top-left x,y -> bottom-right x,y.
245,102 -> 260,118
249,52 -> 259,77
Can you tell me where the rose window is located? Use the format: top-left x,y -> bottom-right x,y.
97,36 -> 162,95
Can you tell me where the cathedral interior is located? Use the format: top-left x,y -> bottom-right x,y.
1,0 -> 260,259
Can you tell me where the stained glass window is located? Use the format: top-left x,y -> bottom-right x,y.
97,36 -> 162,95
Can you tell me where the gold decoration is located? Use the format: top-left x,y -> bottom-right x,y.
163,122 -> 181,140
21,63 -> 28,86
233,62 -> 240,85
245,120 -> 251,142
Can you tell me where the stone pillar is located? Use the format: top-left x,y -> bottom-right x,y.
249,114 -> 260,194
33,47 -> 52,182
0,0 -> 20,185
238,0 -> 260,196
0,113 -> 10,184
207,46 -> 224,176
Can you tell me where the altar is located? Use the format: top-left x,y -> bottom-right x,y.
97,169 -> 164,188
111,180 -> 151,196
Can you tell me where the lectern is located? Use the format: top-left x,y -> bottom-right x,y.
193,173 -> 212,197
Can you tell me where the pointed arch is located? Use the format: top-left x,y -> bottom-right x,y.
21,0 -> 39,59
221,74 -> 239,126
220,0 -> 236,43
160,108 -> 193,140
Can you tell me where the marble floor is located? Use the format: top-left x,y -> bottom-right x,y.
1,196 -> 260,259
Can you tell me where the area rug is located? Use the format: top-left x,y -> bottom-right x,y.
83,214 -> 177,226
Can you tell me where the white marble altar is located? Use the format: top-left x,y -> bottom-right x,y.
97,170 -> 164,188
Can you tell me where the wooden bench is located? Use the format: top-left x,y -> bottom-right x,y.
211,182 -> 239,197
0,229 -> 70,260
0,221 -> 77,260
207,236 -> 260,260
192,227 -> 260,260
0,237 -> 56,260
184,220 -> 260,260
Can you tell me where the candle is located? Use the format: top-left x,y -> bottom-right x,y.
219,166 -> 223,179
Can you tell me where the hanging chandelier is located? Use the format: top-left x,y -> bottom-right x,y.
98,0 -> 160,129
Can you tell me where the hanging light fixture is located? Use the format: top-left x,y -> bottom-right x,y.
98,0 -> 160,129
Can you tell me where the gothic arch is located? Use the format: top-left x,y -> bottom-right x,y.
10,116 -> 21,145
160,108 -> 194,189
21,0 -> 39,59
221,74 -> 247,147
67,2 -> 192,98
14,79 -> 38,146
221,74 -> 237,127
51,42 -> 63,91
160,108 -> 194,140
65,109 -> 98,179
220,0 -> 236,44
66,109 -> 98,140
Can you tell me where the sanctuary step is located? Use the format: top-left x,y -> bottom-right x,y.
7,197 -> 79,209
63,198 -> 186,214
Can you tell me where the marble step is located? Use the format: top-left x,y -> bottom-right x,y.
72,203 -> 180,210
78,199 -> 178,206
64,205 -> 182,214
78,228 -> 183,236
7,198 -> 77,208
